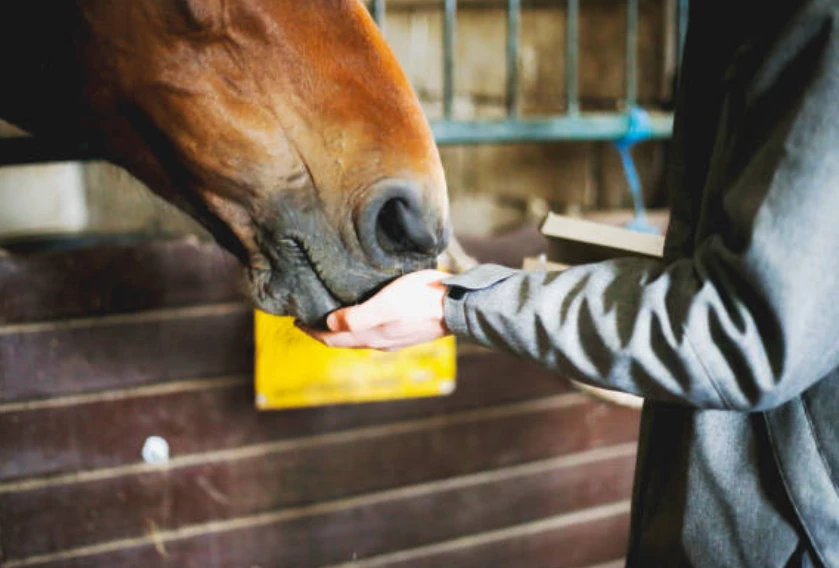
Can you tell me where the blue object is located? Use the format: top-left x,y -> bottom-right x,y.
613,107 -> 660,235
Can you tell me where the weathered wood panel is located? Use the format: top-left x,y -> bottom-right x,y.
364,507 -> 632,568
0,351 -> 568,481
0,235 -> 641,567
1,397 -> 639,559
20,450 -> 635,568
0,305 -> 253,401
0,238 -> 241,325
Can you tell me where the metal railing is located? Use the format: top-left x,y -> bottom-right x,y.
370,0 -> 687,145
0,0 -> 687,166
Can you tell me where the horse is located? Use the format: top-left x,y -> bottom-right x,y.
1,0 -> 451,328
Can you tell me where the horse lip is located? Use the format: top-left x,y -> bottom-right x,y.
252,244 -> 342,329
257,234 -> 426,328
275,236 -> 344,305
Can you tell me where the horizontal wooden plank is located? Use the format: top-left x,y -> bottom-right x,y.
18,448 -> 635,568
0,398 -> 640,559
359,506 -> 632,568
0,305 -> 253,402
0,238 -> 242,325
0,351 -> 569,481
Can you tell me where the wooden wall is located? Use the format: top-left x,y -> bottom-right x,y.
0,235 -> 640,567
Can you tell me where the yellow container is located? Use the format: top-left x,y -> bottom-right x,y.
254,311 -> 457,410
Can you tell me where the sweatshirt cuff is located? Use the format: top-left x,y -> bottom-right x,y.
442,264 -> 519,339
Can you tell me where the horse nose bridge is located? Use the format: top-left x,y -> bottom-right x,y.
355,179 -> 450,267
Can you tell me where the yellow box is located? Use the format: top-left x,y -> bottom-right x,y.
254,311 -> 457,410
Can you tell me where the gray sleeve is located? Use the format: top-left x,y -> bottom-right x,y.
443,7 -> 839,411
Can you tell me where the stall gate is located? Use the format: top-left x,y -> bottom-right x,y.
0,2 -> 684,566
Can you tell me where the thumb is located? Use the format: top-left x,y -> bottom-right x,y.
326,309 -> 348,332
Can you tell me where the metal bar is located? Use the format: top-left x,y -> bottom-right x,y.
659,0 -> 676,99
625,0 -> 638,107
443,0 -> 457,119
616,145 -> 648,224
371,0 -> 386,30
565,0 -> 579,115
0,137 -> 98,167
677,0 -> 688,65
0,113 -> 676,167
506,0 -> 521,117
431,112 -> 674,145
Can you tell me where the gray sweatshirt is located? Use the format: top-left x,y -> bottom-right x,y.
443,2 -> 839,566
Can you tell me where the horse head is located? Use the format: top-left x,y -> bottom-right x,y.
8,0 -> 450,327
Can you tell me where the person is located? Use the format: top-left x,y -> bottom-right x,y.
304,1 -> 839,565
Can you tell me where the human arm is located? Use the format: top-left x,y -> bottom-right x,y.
439,5 -> 839,410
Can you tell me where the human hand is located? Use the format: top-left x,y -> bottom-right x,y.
299,270 -> 450,351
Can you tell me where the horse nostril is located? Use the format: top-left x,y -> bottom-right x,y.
377,197 -> 438,255
358,181 -> 448,265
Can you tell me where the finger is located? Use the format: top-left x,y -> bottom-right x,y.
298,327 -> 364,349
297,322 -> 406,350
316,330 -> 381,350
326,310 -> 346,332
